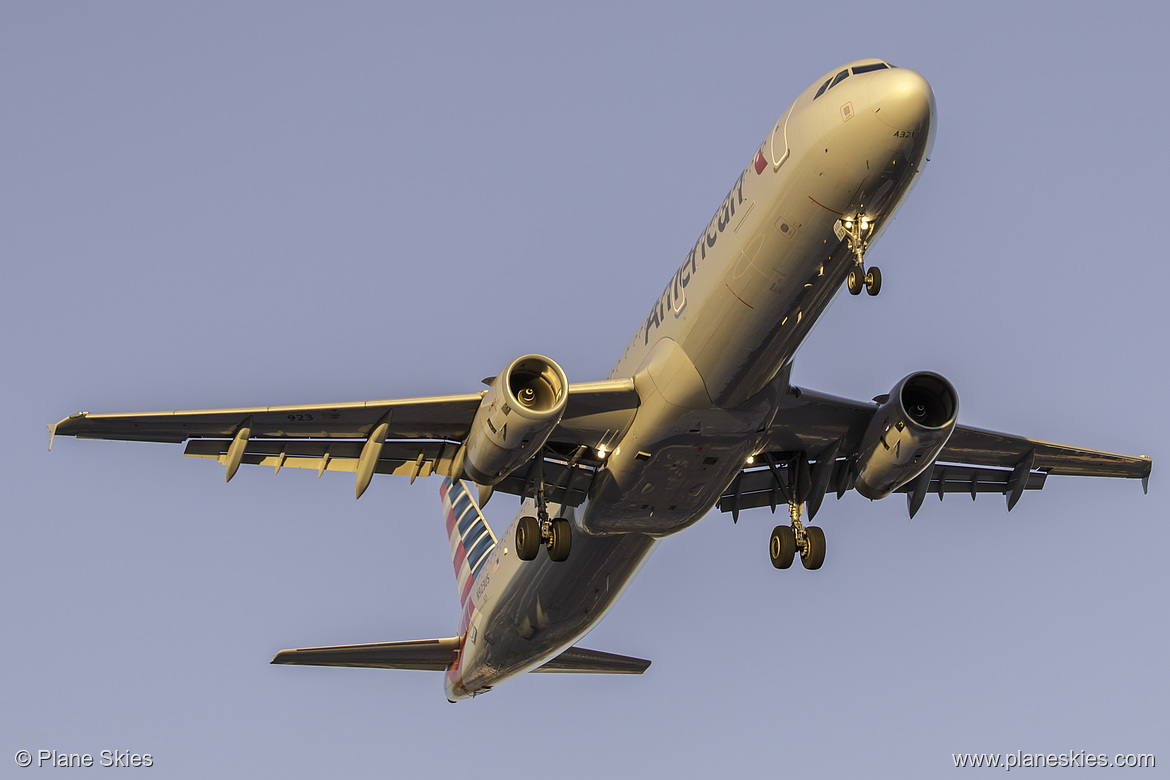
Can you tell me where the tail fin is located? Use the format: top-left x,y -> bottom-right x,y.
439,478 -> 497,607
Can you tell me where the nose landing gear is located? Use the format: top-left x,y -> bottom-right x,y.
840,214 -> 881,296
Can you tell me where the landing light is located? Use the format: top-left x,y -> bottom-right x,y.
861,217 -> 870,230
597,445 -> 608,459
746,455 -> 755,465
844,220 -> 852,229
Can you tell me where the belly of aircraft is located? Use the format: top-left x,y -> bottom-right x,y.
455,532 -> 657,693
580,435 -> 758,535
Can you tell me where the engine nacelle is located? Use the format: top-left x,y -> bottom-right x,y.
854,372 -> 958,500
461,354 -> 568,485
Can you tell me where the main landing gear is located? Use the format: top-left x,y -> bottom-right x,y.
841,214 -> 881,296
769,501 -> 826,570
515,460 -> 572,563
768,457 -> 826,570
516,515 -> 571,562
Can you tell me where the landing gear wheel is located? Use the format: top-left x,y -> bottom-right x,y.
769,525 -> 796,569
865,266 -> 882,296
847,267 -> 864,295
515,516 -> 541,561
800,525 -> 826,570
547,518 -> 572,562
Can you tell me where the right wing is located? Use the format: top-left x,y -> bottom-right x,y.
719,387 -> 1151,519
50,380 -> 641,503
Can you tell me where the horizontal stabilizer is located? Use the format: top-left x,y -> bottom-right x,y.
532,646 -> 651,674
271,637 -> 460,671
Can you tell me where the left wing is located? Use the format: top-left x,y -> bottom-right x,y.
50,380 -> 640,503
719,387 -> 1151,520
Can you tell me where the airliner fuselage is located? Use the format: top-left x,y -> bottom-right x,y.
447,60 -> 936,700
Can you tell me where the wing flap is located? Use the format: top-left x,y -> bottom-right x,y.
531,646 -> 651,674
270,637 -> 461,671
896,463 -> 1047,496
183,439 -> 459,480
181,439 -> 597,504
720,460 -> 1053,514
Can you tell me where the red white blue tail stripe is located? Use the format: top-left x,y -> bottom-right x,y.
439,478 -> 497,608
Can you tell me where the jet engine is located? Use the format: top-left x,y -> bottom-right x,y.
461,354 -> 569,485
854,372 -> 958,500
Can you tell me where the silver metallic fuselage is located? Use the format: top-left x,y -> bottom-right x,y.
446,61 -> 935,700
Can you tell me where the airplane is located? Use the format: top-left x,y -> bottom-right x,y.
50,59 -> 1151,701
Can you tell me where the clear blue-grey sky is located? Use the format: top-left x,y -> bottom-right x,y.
3,2 -> 1165,777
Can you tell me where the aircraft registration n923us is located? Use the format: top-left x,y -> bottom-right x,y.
51,60 -> 1151,702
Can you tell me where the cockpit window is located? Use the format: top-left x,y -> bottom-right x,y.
815,63 -> 890,101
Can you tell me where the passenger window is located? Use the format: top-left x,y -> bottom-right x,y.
829,69 -> 849,89
814,78 -> 831,99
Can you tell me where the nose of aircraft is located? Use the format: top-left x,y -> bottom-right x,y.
868,68 -> 935,132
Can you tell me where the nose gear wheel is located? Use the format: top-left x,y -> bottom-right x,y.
840,214 -> 881,296
847,267 -> 865,295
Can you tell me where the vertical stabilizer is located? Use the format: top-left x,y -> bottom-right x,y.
439,478 -> 497,607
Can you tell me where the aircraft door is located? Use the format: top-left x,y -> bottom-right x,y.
769,106 -> 792,170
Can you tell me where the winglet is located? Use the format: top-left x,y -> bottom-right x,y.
48,412 -> 87,451
1138,457 -> 1151,494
